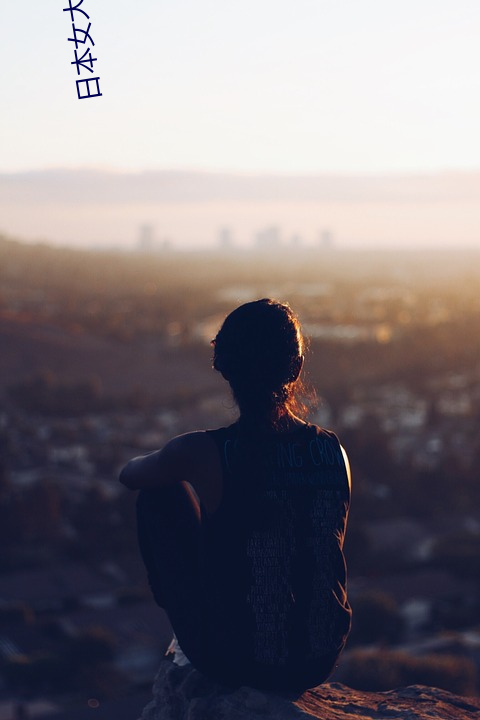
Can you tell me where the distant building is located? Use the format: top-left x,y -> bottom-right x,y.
138,224 -> 155,252
218,226 -> 234,249
255,225 -> 281,250
289,233 -> 303,248
160,237 -> 173,251
319,229 -> 334,249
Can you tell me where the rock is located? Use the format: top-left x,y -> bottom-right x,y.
138,659 -> 480,720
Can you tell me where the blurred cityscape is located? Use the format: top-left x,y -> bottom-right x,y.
0,235 -> 480,718
135,222 -> 336,253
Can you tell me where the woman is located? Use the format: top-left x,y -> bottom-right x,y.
120,298 -> 351,694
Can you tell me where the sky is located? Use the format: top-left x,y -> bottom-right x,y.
1,1 -> 480,249
1,0 -> 480,175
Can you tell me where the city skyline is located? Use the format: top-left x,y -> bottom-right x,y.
1,168 -> 479,250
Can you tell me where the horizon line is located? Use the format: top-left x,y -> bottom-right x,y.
2,165 -> 480,179
2,234 -> 480,255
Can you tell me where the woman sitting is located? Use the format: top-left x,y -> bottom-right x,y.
120,298 -> 351,694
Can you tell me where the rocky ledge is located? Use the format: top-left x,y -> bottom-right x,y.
139,659 -> 480,720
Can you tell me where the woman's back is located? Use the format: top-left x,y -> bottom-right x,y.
195,421 -> 351,691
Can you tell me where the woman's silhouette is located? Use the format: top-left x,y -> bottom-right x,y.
120,298 -> 351,694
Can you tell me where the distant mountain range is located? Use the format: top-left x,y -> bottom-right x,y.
1,168 -> 479,249
1,168 -> 479,204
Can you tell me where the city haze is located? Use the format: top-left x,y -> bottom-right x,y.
1,169 -> 480,250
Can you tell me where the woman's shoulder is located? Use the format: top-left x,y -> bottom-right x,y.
164,429 -> 226,513
164,427 -> 237,480
163,429 -> 219,460
305,424 -> 351,491
167,423 -> 237,452
307,422 -> 339,440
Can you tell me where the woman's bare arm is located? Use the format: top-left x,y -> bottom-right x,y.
119,434 -> 193,490
118,432 -> 223,514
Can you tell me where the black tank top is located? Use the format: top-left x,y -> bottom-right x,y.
198,421 -> 351,692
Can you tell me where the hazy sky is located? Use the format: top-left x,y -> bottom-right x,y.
2,0 -> 480,175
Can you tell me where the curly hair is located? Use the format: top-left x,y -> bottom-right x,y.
212,299 -> 310,424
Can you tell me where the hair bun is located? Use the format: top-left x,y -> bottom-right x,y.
212,299 -> 308,421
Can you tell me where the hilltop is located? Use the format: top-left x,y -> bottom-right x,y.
139,660 -> 480,720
